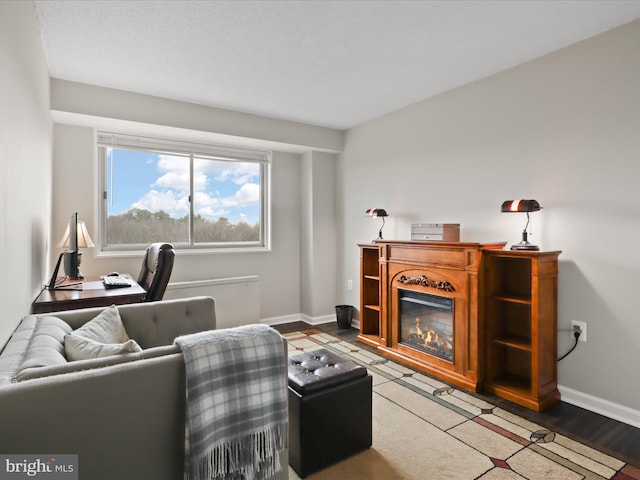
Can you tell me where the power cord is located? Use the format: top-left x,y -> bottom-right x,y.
558,329 -> 581,361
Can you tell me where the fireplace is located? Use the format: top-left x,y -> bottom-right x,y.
363,241 -> 507,392
359,240 -> 560,408
399,290 -> 453,362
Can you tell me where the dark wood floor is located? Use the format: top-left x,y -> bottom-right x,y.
276,321 -> 640,468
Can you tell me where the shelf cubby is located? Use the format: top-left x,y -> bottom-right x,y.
358,245 -> 382,346
483,250 -> 561,411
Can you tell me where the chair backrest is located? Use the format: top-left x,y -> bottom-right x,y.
137,243 -> 175,302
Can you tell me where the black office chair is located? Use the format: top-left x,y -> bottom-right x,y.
137,243 -> 175,302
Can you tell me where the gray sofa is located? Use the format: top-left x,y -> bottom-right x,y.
0,296 -> 288,480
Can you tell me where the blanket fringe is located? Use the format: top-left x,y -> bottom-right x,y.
191,423 -> 287,480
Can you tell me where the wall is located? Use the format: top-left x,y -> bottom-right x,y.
299,151 -> 338,321
51,79 -> 343,153
0,2 -> 52,347
337,20 -> 640,422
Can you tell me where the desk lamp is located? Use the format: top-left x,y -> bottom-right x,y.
366,208 -> 388,242
58,220 -> 95,278
501,199 -> 541,251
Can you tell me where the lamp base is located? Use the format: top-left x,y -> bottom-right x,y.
372,226 -> 384,243
510,242 -> 540,251
511,230 -> 539,251
63,251 -> 85,280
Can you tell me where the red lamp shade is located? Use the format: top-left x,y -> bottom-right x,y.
365,208 -> 388,217
501,199 -> 541,213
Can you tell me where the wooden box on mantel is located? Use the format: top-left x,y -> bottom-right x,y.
411,223 -> 460,242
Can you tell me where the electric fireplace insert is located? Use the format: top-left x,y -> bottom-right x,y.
399,289 -> 454,362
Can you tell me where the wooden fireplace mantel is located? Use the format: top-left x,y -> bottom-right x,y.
358,240 -> 561,411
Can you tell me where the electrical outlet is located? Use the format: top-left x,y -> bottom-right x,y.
347,279 -> 353,291
571,320 -> 587,342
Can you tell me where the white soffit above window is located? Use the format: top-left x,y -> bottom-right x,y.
35,0 -> 640,130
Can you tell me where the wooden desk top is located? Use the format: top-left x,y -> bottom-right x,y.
32,275 -> 147,314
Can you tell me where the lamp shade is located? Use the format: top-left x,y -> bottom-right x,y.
57,221 -> 95,249
365,208 -> 388,217
501,199 -> 541,213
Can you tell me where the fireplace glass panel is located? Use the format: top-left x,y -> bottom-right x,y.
399,289 -> 454,362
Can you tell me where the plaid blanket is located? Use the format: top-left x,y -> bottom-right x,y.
175,324 -> 288,480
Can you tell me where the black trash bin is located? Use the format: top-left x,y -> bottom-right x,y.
335,305 -> 354,329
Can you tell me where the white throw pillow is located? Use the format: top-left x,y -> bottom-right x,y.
65,335 -> 142,361
64,305 -> 141,361
69,304 -> 129,344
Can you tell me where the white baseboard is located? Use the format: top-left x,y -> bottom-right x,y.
261,313 -> 345,327
261,313 -> 305,326
559,384 -> 640,429
300,313 -> 335,326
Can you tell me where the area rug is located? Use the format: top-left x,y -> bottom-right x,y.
283,329 -> 640,480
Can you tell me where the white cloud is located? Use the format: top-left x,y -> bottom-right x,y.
197,206 -> 229,218
192,191 -> 226,217
229,183 -> 260,206
130,155 -> 259,222
195,160 -> 259,185
154,155 -> 207,192
154,171 -> 189,191
132,189 -> 189,217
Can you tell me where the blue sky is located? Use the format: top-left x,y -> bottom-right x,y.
107,148 -> 260,224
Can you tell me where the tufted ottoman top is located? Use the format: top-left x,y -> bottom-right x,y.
288,348 -> 367,394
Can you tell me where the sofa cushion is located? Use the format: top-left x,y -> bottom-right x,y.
120,298 -> 217,348
19,316 -> 72,368
15,344 -> 180,382
65,336 -> 142,361
64,305 -> 139,361
6,316 -> 73,383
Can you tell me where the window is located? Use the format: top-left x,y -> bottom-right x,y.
97,132 -> 270,252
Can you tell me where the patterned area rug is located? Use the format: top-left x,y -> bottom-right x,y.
284,329 -> 640,480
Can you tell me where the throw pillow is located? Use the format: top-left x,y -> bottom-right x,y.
64,305 -> 140,361
65,335 -> 142,361
69,304 -> 129,344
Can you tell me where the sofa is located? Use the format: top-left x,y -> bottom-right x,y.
0,296 -> 288,480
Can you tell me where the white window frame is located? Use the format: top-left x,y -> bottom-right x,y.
96,132 -> 271,255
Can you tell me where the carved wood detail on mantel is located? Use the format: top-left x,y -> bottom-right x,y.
397,274 -> 455,292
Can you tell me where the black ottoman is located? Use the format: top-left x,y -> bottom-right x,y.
288,348 -> 372,478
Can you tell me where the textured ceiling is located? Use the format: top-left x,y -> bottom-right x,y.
34,0 -> 640,130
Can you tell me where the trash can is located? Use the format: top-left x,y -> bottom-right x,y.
335,305 -> 354,329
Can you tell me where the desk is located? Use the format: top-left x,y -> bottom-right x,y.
32,275 -> 147,314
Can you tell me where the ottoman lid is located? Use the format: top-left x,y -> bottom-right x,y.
288,348 -> 367,394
